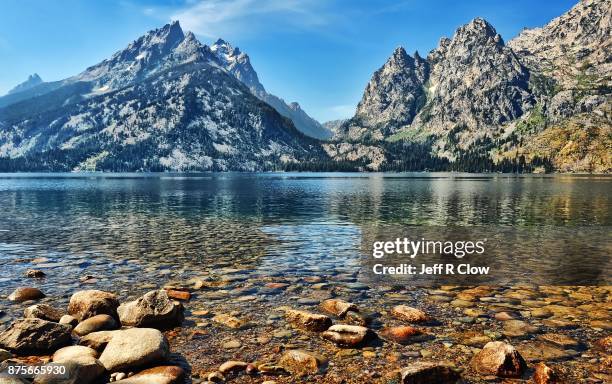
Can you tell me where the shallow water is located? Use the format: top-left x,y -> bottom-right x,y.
0,173 -> 610,315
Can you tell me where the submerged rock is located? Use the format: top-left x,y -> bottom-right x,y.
0,318 -> 71,354
25,269 -> 46,278
212,314 -> 248,329
391,305 -> 430,323
98,328 -> 170,372
8,287 -> 45,303
319,299 -> 358,318
380,326 -> 429,345
24,304 -> 64,322
321,324 -> 371,347
285,309 -> 332,332
471,341 -> 526,378
400,362 -> 461,383
279,349 -> 327,376
68,290 -> 119,321
117,290 -> 184,329
533,362 -> 559,384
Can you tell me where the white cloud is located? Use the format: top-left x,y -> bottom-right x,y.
170,0 -> 330,38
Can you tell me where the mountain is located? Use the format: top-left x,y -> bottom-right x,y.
210,39 -> 331,140
0,22 -> 325,171
7,74 -> 43,95
331,0 -> 610,172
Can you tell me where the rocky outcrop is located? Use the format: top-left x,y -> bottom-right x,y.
0,318 -> 71,354
117,290 -> 184,329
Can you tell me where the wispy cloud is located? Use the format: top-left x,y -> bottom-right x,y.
170,0 -> 331,39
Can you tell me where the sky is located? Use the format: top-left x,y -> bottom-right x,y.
0,0 -> 578,122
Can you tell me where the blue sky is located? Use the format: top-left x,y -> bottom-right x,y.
0,0 -> 577,122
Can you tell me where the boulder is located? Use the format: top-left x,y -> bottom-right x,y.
98,328 -> 169,372
321,324 -> 371,347
68,290 -> 119,321
533,362 -> 559,384
471,341 -> 527,378
73,314 -> 118,336
33,346 -> 105,384
112,366 -> 185,384
0,318 -> 71,354
24,304 -> 64,322
279,349 -> 327,376
117,290 -> 183,329
8,287 -> 45,303
391,305 -> 430,323
400,362 -> 461,383
319,299 -> 358,318
285,310 -> 332,332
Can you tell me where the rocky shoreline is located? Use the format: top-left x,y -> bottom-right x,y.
1,270 -> 611,383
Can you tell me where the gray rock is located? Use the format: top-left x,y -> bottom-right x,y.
68,290 -> 119,321
0,318 -> 71,354
24,304 -> 64,322
98,328 -> 170,372
117,290 -> 183,329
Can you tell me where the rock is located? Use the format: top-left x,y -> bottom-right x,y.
34,346 -> 105,384
68,290 -> 119,321
8,287 -> 45,302
222,339 -> 242,349
344,310 -> 370,326
594,335 -> 612,353
218,360 -> 248,374
74,314 -> 118,336
537,333 -> 580,349
516,341 -> 579,362
502,319 -> 541,338
471,341 -> 526,378
0,318 -> 71,354
285,309 -> 331,332
98,328 -> 170,372
59,315 -> 79,327
391,305 -> 430,323
117,290 -> 184,329
533,362 -> 559,384
279,349 -> 326,376
25,269 -> 46,278
400,362 -> 461,383
164,289 -> 191,301
319,299 -> 357,318
321,324 -> 371,347
112,366 -> 185,384
24,304 -> 64,322
212,314 -> 248,329
0,348 -> 12,362
78,330 -> 117,352
380,326 -> 429,345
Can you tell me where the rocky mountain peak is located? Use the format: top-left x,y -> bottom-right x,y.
7,73 -> 43,95
211,38 -> 263,94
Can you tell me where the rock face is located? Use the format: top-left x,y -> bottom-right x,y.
73,314 -> 118,336
0,22 -> 326,172
471,341 -> 527,378
117,290 -> 183,328
98,328 -> 170,371
0,318 -> 71,354
68,290 -> 119,321
24,304 -> 64,322
344,47 -> 428,140
211,39 -> 331,140
285,310 -> 332,332
8,287 -> 45,302
278,349 -> 327,376
400,362 -> 461,383
112,365 -> 185,384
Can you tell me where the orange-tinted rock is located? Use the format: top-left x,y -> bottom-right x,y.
533,362 -> 559,384
391,305 -> 430,323
471,341 -> 526,378
380,326 -> 428,345
320,299 -> 358,318
165,289 -> 191,301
